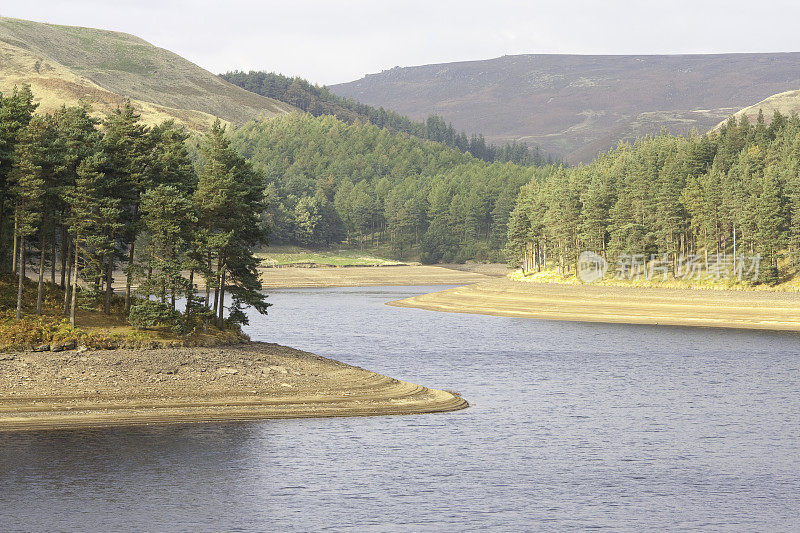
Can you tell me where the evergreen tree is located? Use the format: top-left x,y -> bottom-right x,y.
0,86 -> 37,273
130,185 -> 197,332
65,153 -> 122,326
52,105 -> 101,313
102,101 -> 154,313
195,120 -> 270,326
8,117 -> 45,318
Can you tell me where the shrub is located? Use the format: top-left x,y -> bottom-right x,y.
129,300 -> 185,334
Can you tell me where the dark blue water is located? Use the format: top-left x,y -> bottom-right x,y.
2,285 -> 800,532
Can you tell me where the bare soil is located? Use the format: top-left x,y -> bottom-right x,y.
389,279 -> 800,332
0,342 -> 467,431
258,264 -> 490,288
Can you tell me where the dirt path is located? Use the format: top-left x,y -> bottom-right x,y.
388,279 -> 800,332
0,342 -> 467,431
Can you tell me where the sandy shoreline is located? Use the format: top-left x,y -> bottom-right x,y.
389,279 -> 800,332
0,342 -> 467,431
258,264 -> 493,289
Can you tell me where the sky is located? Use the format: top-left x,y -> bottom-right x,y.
2,0 -> 800,85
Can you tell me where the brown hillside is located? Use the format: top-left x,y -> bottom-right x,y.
331,53 -> 800,163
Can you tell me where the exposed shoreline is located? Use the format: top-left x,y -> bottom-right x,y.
257,264 -> 494,289
388,278 -> 800,332
0,342 -> 467,432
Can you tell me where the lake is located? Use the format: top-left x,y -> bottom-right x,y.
2,285 -> 799,531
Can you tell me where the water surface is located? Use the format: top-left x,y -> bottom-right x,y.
2,285 -> 799,531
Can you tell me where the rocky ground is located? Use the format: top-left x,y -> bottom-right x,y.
0,342 -> 467,431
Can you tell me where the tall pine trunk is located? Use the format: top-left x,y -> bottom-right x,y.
60,225 -> 68,288
125,240 -> 135,312
212,257 -> 222,316
51,223 -> 57,284
186,268 -> 194,319
105,258 -> 115,315
205,253 -> 212,308
124,205 -> 139,312
63,236 -> 72,316
217,268 -> 226,326
70,237 -> 79,327
16,236 -> 25,319
12,213 -> 18,275
37,230 -> 46,315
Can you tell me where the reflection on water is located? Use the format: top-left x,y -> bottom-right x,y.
2,286 -> 799,531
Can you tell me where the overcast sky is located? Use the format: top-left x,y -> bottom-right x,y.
2,1 -> 800,85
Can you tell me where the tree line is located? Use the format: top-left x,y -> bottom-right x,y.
221,70 -> 554,166
507,111 -> 800,284
231,113 -> 545,263
1,86 -> 269,330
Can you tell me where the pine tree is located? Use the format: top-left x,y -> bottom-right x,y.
65,153 -> 123,326
579,169 -> 613,256
9,118 -> 45,318
195,120 -> 270,326
0,85 -> 37,273
102,101 -> 154,313
130,185 -> 197,332
543,167 -> 581,276
754,165 -> 786,281
52,105 -> 101,314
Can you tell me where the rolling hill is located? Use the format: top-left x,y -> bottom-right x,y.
330,53 -> 800,163
0,16 -> 294,130
722,89 -> 800,127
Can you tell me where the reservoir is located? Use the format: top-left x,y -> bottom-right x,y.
2,286 -> 799,531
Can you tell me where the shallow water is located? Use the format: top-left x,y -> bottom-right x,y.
2,285 -> 800,531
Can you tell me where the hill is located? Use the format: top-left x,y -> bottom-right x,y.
230,113 -> 539,262
0,17 -> 294,129
721,89 -> 800,127
330,53 -> 800,163
220,70 -> 552,165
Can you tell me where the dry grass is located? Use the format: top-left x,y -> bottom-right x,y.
0,16 -> 295,132
509,261 -> 800,293
716,89 -> 800,130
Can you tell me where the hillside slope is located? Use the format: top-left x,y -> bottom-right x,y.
221,70 -> 552,165
331,53 -> 800,163
721,89 -> 800,127
0,17 -> 294,129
